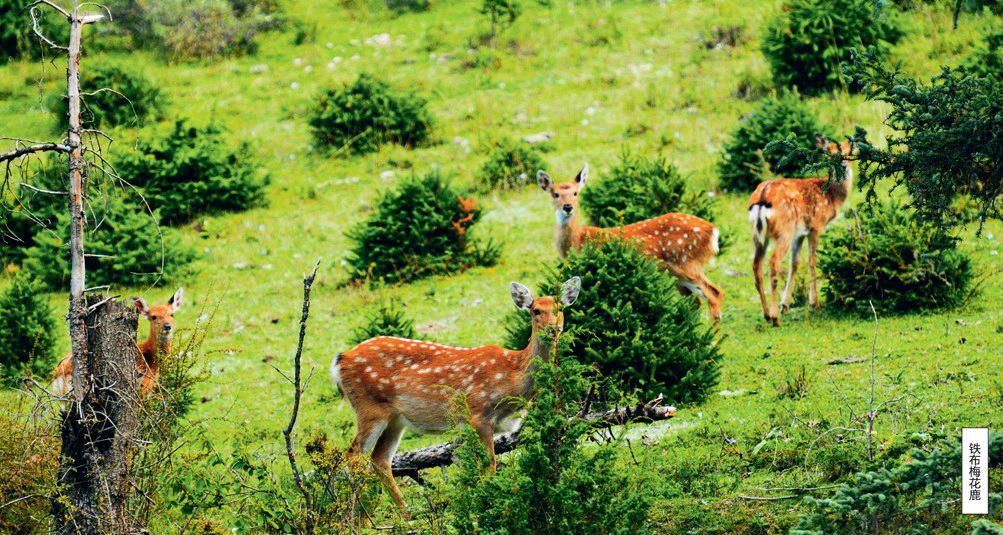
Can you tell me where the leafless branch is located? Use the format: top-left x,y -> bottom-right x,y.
0,142 -> 71,163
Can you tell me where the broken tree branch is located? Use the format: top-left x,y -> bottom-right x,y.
391,397 -> 677,477
0,142 -> 71,163
284,259 -> 321,533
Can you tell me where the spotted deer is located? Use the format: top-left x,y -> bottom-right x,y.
331,278 -> 581,511
747,137 -> 855,326
51,288 -> 184,396
537,164 -> 723,322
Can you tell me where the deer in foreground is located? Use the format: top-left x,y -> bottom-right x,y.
537,165 -> 723,323
52,288 -> 184,396
331,277 -> 581,511
747,137 -> 855,326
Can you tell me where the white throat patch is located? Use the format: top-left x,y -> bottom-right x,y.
555,210 -> 573,226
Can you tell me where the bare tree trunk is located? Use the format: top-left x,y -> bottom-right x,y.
54,296 -> 142,534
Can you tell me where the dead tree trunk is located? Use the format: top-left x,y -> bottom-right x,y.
54,296 -> 142,534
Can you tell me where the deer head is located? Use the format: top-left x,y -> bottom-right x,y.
537,164 -> 589,226
133,288 -> 183,346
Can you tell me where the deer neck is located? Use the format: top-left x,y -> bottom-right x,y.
828,162 -> 853,206
139,332 -> 170,368
556,211 -> 587,257
511,325 -> 555,397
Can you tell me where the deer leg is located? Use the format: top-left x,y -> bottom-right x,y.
781,235 -> 805,314
752,237 -> 771,324
808,231 -> 821,309
697,273 -> 724,325
473,420 -> 497,473
370,417 -> 407,513
675,280 -> 702,312
768,233 -> 792,327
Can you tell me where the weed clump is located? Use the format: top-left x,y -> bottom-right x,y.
345,171 -> 499,285
819,201 -> 975,315
0,273 -> 57,382
350,299 -> 418,344
581,151 -> 715,227
504,239 -> 720,404
478,138 -> 547,190
309,73 -> 434,155
762,0 -> 901,94
448,332 -> 652,533
116,120 -> 269,225
718,91 -> 829,192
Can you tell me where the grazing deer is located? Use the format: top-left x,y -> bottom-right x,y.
51,288 -> 184,396
537,165 -> 723,322
331,278 -> 581,510
747,137 -> 855,326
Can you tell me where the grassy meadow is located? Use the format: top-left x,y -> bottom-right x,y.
1,0 -> 1001,531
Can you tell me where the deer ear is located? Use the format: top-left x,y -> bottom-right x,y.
132,297 -> 149,316
560,277 -> 581,306
169,287 -> 183,312
509,282 -> 534,310
815,134 -> 827,148
575,163 -> 589,186
536,170 -> 552,191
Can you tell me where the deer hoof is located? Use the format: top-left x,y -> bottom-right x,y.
770,316 -> 781,327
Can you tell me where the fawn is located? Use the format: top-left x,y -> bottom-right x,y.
537,164 -> 723,322
747,137 -> 855,326
331,277 -> 581,510
51,288 -> 184,396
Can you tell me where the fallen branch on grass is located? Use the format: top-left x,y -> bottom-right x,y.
391,396 -> 677,479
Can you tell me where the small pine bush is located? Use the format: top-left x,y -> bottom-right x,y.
115,120 -> 269,225
581,151 -> 715,227
0,155 -> 77,266
145,0 -> 263,61
963,27 -> 1003,82
792,434 -> 1001,534
385,0 -> 431,13
504,238 -> 720,404
53,63 -> 163,128
762,0 -> 901,94
481,0 -> 521,35
448,333 -> 652,533
819,201 -> 975,315
309,73 -> 434,155
717,91 -> 830,192
345,171 -> 500,285
24,192 -> 195,291
0,0 -> 65,61
0,273 -> 57,382
349,299 -> 418,344
478,138 -> 547,190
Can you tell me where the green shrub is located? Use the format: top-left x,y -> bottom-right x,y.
478,138 -> 547,190
385,0 -> 431,12
24,192 -> 195,291
0,273 -> 57,382
963,27 -> 1003,82
349,299 -> 417,344
0,0 -> 65,61
345,171 -> 500,285
581,151 -> 715,227
309,73 -> 434,155
792,434 -> 1002,534
142,0 -> 264,61
819,201 -> 975,315
504,238 -> 720,404
0,155 -> 75,266
717,91 -> 830,192
448,334 -> 652,533
115,120 -> 269,225
481,0 -> 521,36
762,0 -> 901,94
53,63 -> 163,128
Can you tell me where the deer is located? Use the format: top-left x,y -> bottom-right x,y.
747,136 -> 855,326
331,277 -> 581,511
51,288 -> 184,397
537,164 -> 723,323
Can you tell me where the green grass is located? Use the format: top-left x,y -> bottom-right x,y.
2,0 -> 1001,531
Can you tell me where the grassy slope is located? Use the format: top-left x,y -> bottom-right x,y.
1,0 -> 1001,531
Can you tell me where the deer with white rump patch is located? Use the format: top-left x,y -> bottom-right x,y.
537,164 -> 723,323
51,288 -> 184,396
331,277 -> 581,511
747,137 -> 855,326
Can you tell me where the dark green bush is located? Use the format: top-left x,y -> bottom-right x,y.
55,63 -> 163,128
481,0 -> 521,35
792,434 -> 1001,534
138,0 -> 265,61
345,171 -> 500,285
385,0 -> 431,13
309,73 -> 434,155
963,27 -> 1003,82
819,201 -> 975,315
0,155 -> 76,266
24,192 -> 195,291
762,0 -> 901,94
448,334 -> 652,533
717,91 -> 830,192
115,120 -> 269,225
349,299 -> 417,344
504,238 -> 720,404
581,151 -> 715,227
478,138 -> 547,190
0,0 -> 65,61
0,273 -> 57,382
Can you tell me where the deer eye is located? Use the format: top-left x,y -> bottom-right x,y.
573,192 -> 578,196
552,193 -> 558,198
532,309 -> 541,316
